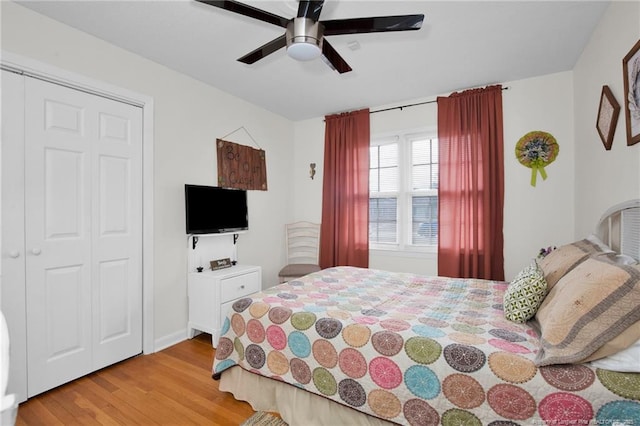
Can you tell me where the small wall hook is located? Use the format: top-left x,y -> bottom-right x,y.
309,163 -> 316,180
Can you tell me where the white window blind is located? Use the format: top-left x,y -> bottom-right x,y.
369,132 -> 438,251
369,142 -> 398,243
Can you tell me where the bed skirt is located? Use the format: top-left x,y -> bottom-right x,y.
219,366 -> 393,426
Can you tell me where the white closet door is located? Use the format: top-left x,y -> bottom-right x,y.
24,78 -> 142,396
0,70 -> 28,402
91,91 -> 143,370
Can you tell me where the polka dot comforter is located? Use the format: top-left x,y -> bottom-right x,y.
213,266 -> 640,425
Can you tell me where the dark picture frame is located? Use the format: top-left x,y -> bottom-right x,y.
622,39 -> 640,146
596,85 -> 620,150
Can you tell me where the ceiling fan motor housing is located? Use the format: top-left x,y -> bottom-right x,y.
286,17 -> 324,61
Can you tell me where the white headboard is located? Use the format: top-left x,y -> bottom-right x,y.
595,199 -> 640,262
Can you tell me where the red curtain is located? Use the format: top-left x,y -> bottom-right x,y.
319,108 -> 370,269
437,85 -> 505,280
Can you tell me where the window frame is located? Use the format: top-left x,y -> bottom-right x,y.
369,129 -> 438,255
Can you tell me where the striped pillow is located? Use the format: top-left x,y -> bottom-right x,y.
534,256 -> 640,366
537,238 -> 607,290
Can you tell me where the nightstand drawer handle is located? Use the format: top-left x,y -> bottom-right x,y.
240,285 -> 245,289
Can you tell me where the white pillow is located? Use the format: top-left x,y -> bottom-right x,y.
587,234 -> 639,265
607,253 -> 639,265
590,338 -> 640,373
586,234 -> 613,252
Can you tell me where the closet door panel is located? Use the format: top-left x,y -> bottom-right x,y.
97,259 -> 130,341
92,96 -> 142,370
42,265 -> 89,357
99,156 -> 129,235
25,78 -> 93,396
0,70 -> 28,403
44,149 -> 85,239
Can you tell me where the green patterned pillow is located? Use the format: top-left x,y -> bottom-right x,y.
504,261 -> 548,323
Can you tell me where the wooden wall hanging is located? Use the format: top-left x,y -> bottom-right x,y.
217,138 -> 268,190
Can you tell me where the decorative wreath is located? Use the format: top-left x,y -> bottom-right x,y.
515,131 -> 559,187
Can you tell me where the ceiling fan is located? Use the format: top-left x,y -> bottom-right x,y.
196,0 -> 424,73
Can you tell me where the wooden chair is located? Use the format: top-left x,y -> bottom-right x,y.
278,221 -> 321,283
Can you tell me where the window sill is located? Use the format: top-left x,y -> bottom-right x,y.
370,246 -> 437,259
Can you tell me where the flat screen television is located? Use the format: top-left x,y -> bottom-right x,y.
185,184 -> 248,234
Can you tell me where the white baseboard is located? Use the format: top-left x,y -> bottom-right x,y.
153,329 -> 189,352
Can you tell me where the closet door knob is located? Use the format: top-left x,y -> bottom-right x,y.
31,248 -> 42,256
9,250 -> 20,258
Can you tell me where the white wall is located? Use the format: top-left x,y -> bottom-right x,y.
1,2 -> 293,345
573,1 -> 640,236
502,72 -> 576,279
291,119 -> 325,223
293,72 -> 577,280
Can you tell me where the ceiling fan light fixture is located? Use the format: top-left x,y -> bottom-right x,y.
286,17 -> 323,61
287,42 -> 322,61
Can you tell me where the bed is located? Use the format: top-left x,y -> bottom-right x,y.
213,200 -> 640,425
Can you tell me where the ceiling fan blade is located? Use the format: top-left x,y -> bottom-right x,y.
196,0 -> 290,28
323,14 -> 424,36
321,40 -> 352,74
297,1 -> 324,21
238,35 -> 287,64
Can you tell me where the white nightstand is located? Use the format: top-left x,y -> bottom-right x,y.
187,264 -> 262,347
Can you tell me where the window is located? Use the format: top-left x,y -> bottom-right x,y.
369,132 -> 438,251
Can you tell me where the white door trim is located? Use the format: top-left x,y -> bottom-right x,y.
1,50 -> 155,355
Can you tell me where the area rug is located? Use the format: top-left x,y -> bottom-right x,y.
240,411 -> 288,426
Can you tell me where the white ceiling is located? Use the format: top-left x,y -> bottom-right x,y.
17,0 -> 610,121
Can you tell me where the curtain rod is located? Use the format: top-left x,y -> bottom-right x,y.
370,86 -> 510,115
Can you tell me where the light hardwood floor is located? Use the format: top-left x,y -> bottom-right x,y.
15,333 -> 255,425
